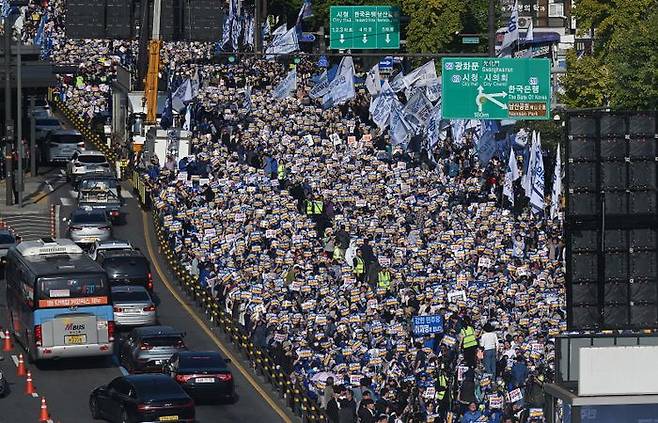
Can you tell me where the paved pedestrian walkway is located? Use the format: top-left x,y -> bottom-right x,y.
0,169 -> 58,240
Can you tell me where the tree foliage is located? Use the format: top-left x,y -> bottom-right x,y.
560,0 -> 658,110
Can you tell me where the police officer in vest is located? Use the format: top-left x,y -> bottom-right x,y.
377,267 -> 392,291
460,317 -> 479,369
435,367 -> 449,420
353,250 -> 366,283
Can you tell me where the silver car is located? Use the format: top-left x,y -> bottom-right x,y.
111,286 -> 157,327
0,228 -> 17,265
66,150 -> 110,183
66,207 -> 112,245
88,239 -> 134,261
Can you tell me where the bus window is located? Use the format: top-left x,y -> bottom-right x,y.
36,275 -> 109,308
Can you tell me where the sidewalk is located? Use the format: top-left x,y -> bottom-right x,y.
0,171 -> 56,240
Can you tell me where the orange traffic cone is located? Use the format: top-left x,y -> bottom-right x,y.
25,371 -> 35,395
38,397 -> 49,422
17,353 -> 26,376
2,330 -> 12,352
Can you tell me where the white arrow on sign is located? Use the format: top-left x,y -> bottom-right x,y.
362,34 -> 368,44
475,85 -> 508,112
339,34 -> 345,44
385,33 -> 391,44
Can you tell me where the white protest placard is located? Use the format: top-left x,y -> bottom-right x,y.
478,257 -> 492,268
447,290 -> 467,303
506,387 -> 523,403
330,133 -> 341,146
273,333 -> 287,342
488,394 -> 503,409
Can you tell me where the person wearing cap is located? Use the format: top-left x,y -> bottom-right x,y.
375,414 -> 388,423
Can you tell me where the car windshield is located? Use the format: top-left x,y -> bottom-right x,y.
37,274 -> 109,301
79,178 -> 118,190
133,378 -> 184,397
78,155 -> 106,164
112,290 -> 150,302
50,134 -> 82,144
0,233 -> 15,243
71,212 -> 107,224
102,257 -> 149,275
179,354 -> 227,371
36,119 -> 60,127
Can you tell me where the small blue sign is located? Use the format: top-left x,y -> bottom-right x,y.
412,315 -> 444,336
317,55 -> 329,68
300,33 -> 316,43
379,56 -> 394,70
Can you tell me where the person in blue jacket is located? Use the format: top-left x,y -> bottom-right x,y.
461,401 -> 483,423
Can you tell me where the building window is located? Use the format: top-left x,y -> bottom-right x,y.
549,2 -> 565,18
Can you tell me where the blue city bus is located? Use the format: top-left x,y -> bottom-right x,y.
5,238 -> 114,362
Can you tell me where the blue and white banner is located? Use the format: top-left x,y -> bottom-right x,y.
322,56 -> 355,108
231,16 -> 242,51
34,13 -> 48,46
504,148 -> 520,205
244,15 -> 255,47
403,91 -> 433,128
389,71 -> 406,92
425,78 -> 441,103
475,129 -> 497,166
529,131 -> 545,214
183,106 -> 191,131
369,81 -> 396,130
296,0 -> 313,25
451,119 -> 467,145
243,85 -> 253,112
426,102 -> 444,149
402,60 -> 437,89
522,130 -> 536,198
273,69 -> 297,99
412,315 -> 444,335
309,70 -> 330,99
551,143 -> 561,219
171,80 -> 193,112
221,16 -> 232,48
389,100 -> 411,147
365,63 -> 381,96
265,26 -> 299,59
500,0 -> 519,55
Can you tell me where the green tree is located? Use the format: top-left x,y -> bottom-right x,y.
559,50 -> 609,109
605,8 -> 658,109
402,0 -> 466,54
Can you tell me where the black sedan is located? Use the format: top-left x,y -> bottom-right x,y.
163,351 -> 235,403
89,374 -> 195,423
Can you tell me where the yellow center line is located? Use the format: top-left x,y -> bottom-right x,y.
141,211 -> 292,423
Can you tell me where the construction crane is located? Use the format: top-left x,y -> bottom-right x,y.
144,0 -> 162,124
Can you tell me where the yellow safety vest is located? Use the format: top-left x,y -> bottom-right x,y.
277,164 -> 286,180
313,200 -> 323,215
461,326 -> 477,349
333,246 -> 344,261
436,375 -> 448,400
305,200 -> 314,215
378,270 -> 391,289
354,257 -> 365,275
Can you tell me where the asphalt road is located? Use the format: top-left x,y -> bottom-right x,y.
0,166 -> 293,423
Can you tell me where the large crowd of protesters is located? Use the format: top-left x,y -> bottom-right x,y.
12,1 -> 567,421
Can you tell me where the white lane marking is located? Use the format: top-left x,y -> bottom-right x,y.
0,331 -> 5,339
11,354 -> 18,366
59,169 -> 65,176
45,182 -> 53,192
60,197 -> 73,206
121,191 -> 133,199
68,190 -> 78,199
32,392 -> 39,398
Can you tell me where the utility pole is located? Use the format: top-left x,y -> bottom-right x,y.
4,14 -> 15,206
488,0 -> 496,57
29,95 -> 36,176
16,32 -> 22,208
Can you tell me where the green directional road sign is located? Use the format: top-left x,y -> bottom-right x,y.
329,6 -> 400,50
441,57 -> 552,120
